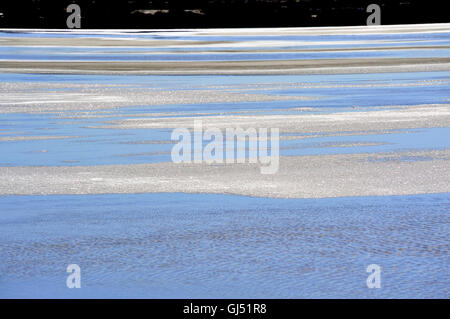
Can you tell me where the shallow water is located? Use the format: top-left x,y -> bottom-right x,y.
1,70 -> 449,166
3,49 -> 450,61
0,193 -> 448,298
2,27 -> 450,62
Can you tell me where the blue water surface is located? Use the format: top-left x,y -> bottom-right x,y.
0,192 -> 448,298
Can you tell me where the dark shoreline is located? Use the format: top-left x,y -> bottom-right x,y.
0,0 -> 448,29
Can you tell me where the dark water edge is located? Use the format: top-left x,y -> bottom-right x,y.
0,192 -> 448,298
0,0 -> 449,28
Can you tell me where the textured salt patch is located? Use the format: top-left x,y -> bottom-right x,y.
1,150 -> 449,198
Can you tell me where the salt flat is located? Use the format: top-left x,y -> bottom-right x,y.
0,25 -> 449,298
